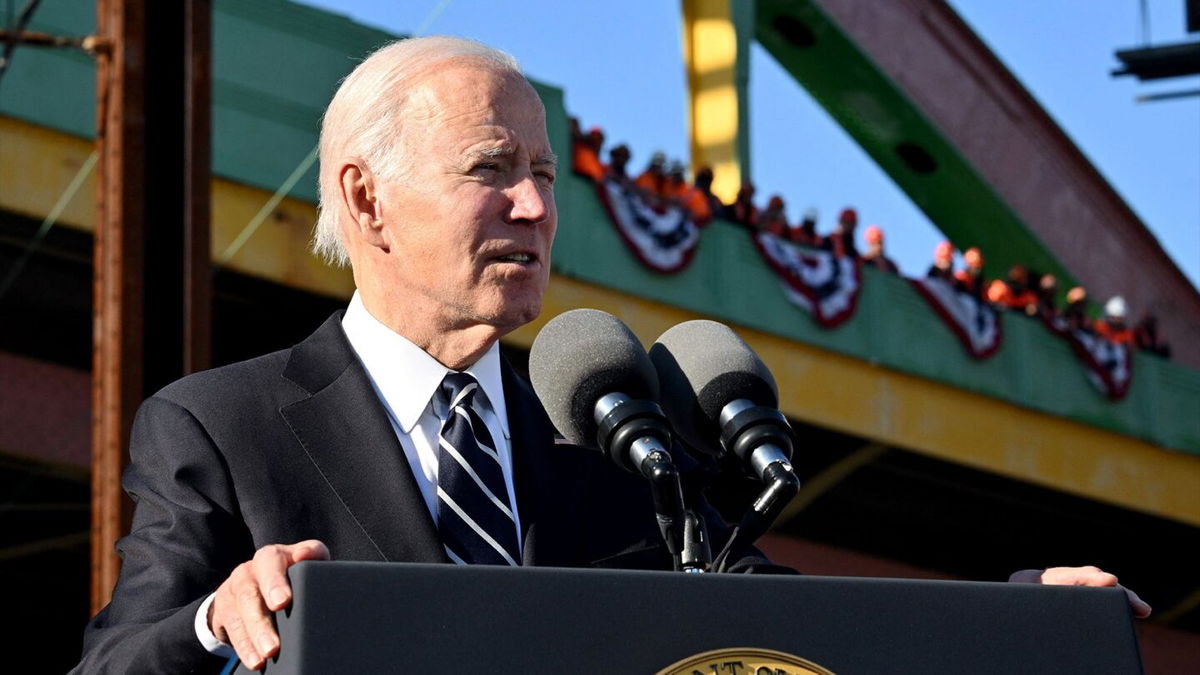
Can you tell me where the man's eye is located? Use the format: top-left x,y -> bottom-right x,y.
536,171 -> 556,185
474,162 -> 500,172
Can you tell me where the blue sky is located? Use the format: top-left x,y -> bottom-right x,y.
300,0 -> 1199,291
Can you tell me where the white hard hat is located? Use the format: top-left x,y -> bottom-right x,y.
1105,296 -> 1127,319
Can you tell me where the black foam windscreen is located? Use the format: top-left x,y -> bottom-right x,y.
649,320 -> 778,457
528,309 -> 659,448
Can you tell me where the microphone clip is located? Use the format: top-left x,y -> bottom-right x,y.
719,402 -> 795,480
595,394 -> 673,475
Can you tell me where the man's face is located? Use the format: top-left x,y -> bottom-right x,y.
374,64 -> 557,337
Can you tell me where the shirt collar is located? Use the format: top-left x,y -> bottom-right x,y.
340,291 -> 509,438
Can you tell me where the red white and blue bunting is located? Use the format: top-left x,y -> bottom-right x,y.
594,177 -> 703,274
1042,315 -> 1133,400
583,175 -> 1135,400
909,277 -> 1003,359
751,232 -> 861,329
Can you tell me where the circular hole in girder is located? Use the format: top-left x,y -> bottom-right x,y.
896,142 -> 938,174
772,16 -> 816,48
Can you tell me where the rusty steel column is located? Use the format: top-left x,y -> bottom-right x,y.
91,0 -> 212,613
92,0 -> 146,613
184,0 -> 213,373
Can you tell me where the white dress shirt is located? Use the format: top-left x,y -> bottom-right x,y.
339,291 -> 522,536
196,292 -> 522,655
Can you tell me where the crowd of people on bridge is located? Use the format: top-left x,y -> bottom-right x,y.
924,242 -> 1171,357
571,120 -> 1172,359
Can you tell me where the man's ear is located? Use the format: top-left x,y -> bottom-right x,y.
339,160 -> 388,253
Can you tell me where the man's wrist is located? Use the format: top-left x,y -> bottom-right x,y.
195,592 -> 235,657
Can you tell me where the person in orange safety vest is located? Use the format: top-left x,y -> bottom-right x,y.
1095,296 -> 1135,345
678,165 -> 722,224
634,151 -> 669,205
987,264 -> 1040,315
571,125 -> 606,181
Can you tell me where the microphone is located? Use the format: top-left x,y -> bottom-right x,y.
528,308 -> 669,473
648,320 -> 796,483
529,309 -> 691,566
649,320 -> 801,570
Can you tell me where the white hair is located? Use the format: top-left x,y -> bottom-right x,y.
312,36 -> 523,267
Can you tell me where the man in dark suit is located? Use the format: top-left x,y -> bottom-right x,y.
75,36 -> 783,674
76,35 -> 1148,674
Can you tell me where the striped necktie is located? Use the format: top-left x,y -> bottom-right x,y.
435,372 -> 521,566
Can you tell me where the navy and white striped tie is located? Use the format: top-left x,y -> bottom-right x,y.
435,372 -> 521,566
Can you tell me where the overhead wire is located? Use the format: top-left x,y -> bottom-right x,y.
216,145 -> 317,264
0,150 -> 98,303
0,0 -> 42,95
414,0 -> 453,36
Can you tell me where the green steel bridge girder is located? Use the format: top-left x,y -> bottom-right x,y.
751,0 -> 1076,290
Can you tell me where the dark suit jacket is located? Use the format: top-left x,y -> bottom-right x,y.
74,313 -> 783,674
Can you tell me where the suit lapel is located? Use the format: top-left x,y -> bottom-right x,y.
503,362 -> 591,567
278,313 -> 446,564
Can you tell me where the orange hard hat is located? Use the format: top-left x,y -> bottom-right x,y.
864,225 -> 883,244
964,247 -> 983,267
934,241 -> 954,263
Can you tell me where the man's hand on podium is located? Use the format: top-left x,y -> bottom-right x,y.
1010,565 -> 1152,619
208,540 -> 331,671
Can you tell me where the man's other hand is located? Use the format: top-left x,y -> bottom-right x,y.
1011,565 -> 1152,619
208,540 -> 330,670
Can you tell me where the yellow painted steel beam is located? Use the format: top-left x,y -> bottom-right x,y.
206,178 -> 353,298
9,115 -> 1199,527
0,118 -> 97,229
681,0 -> 743,203
1,115 -> 353,298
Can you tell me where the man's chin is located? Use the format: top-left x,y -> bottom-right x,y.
475,297 -> 543,338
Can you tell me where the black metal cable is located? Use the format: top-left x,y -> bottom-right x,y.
0,0 -> 43,95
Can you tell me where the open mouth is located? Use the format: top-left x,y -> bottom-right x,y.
494,252 -> 537,265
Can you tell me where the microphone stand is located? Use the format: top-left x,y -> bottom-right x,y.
711,401 -> 801,573
595,395 -> 709,572
680,509 -> 711,573
712,464 -> 799,572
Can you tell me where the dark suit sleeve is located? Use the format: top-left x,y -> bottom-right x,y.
73,396 -> 255,674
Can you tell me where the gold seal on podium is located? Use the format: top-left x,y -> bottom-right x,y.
657,647 -> 836,675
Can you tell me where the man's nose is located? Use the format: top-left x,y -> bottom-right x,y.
505,175 -> 551,224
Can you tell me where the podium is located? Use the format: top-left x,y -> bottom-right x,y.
239,561 -> 1142,674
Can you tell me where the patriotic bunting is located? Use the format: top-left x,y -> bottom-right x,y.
750,232 -> 861,329
909,278 -> 1003,359
1042,315 -> 1133,400
594,177 -> 703,274
582,173 -> 1135,401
